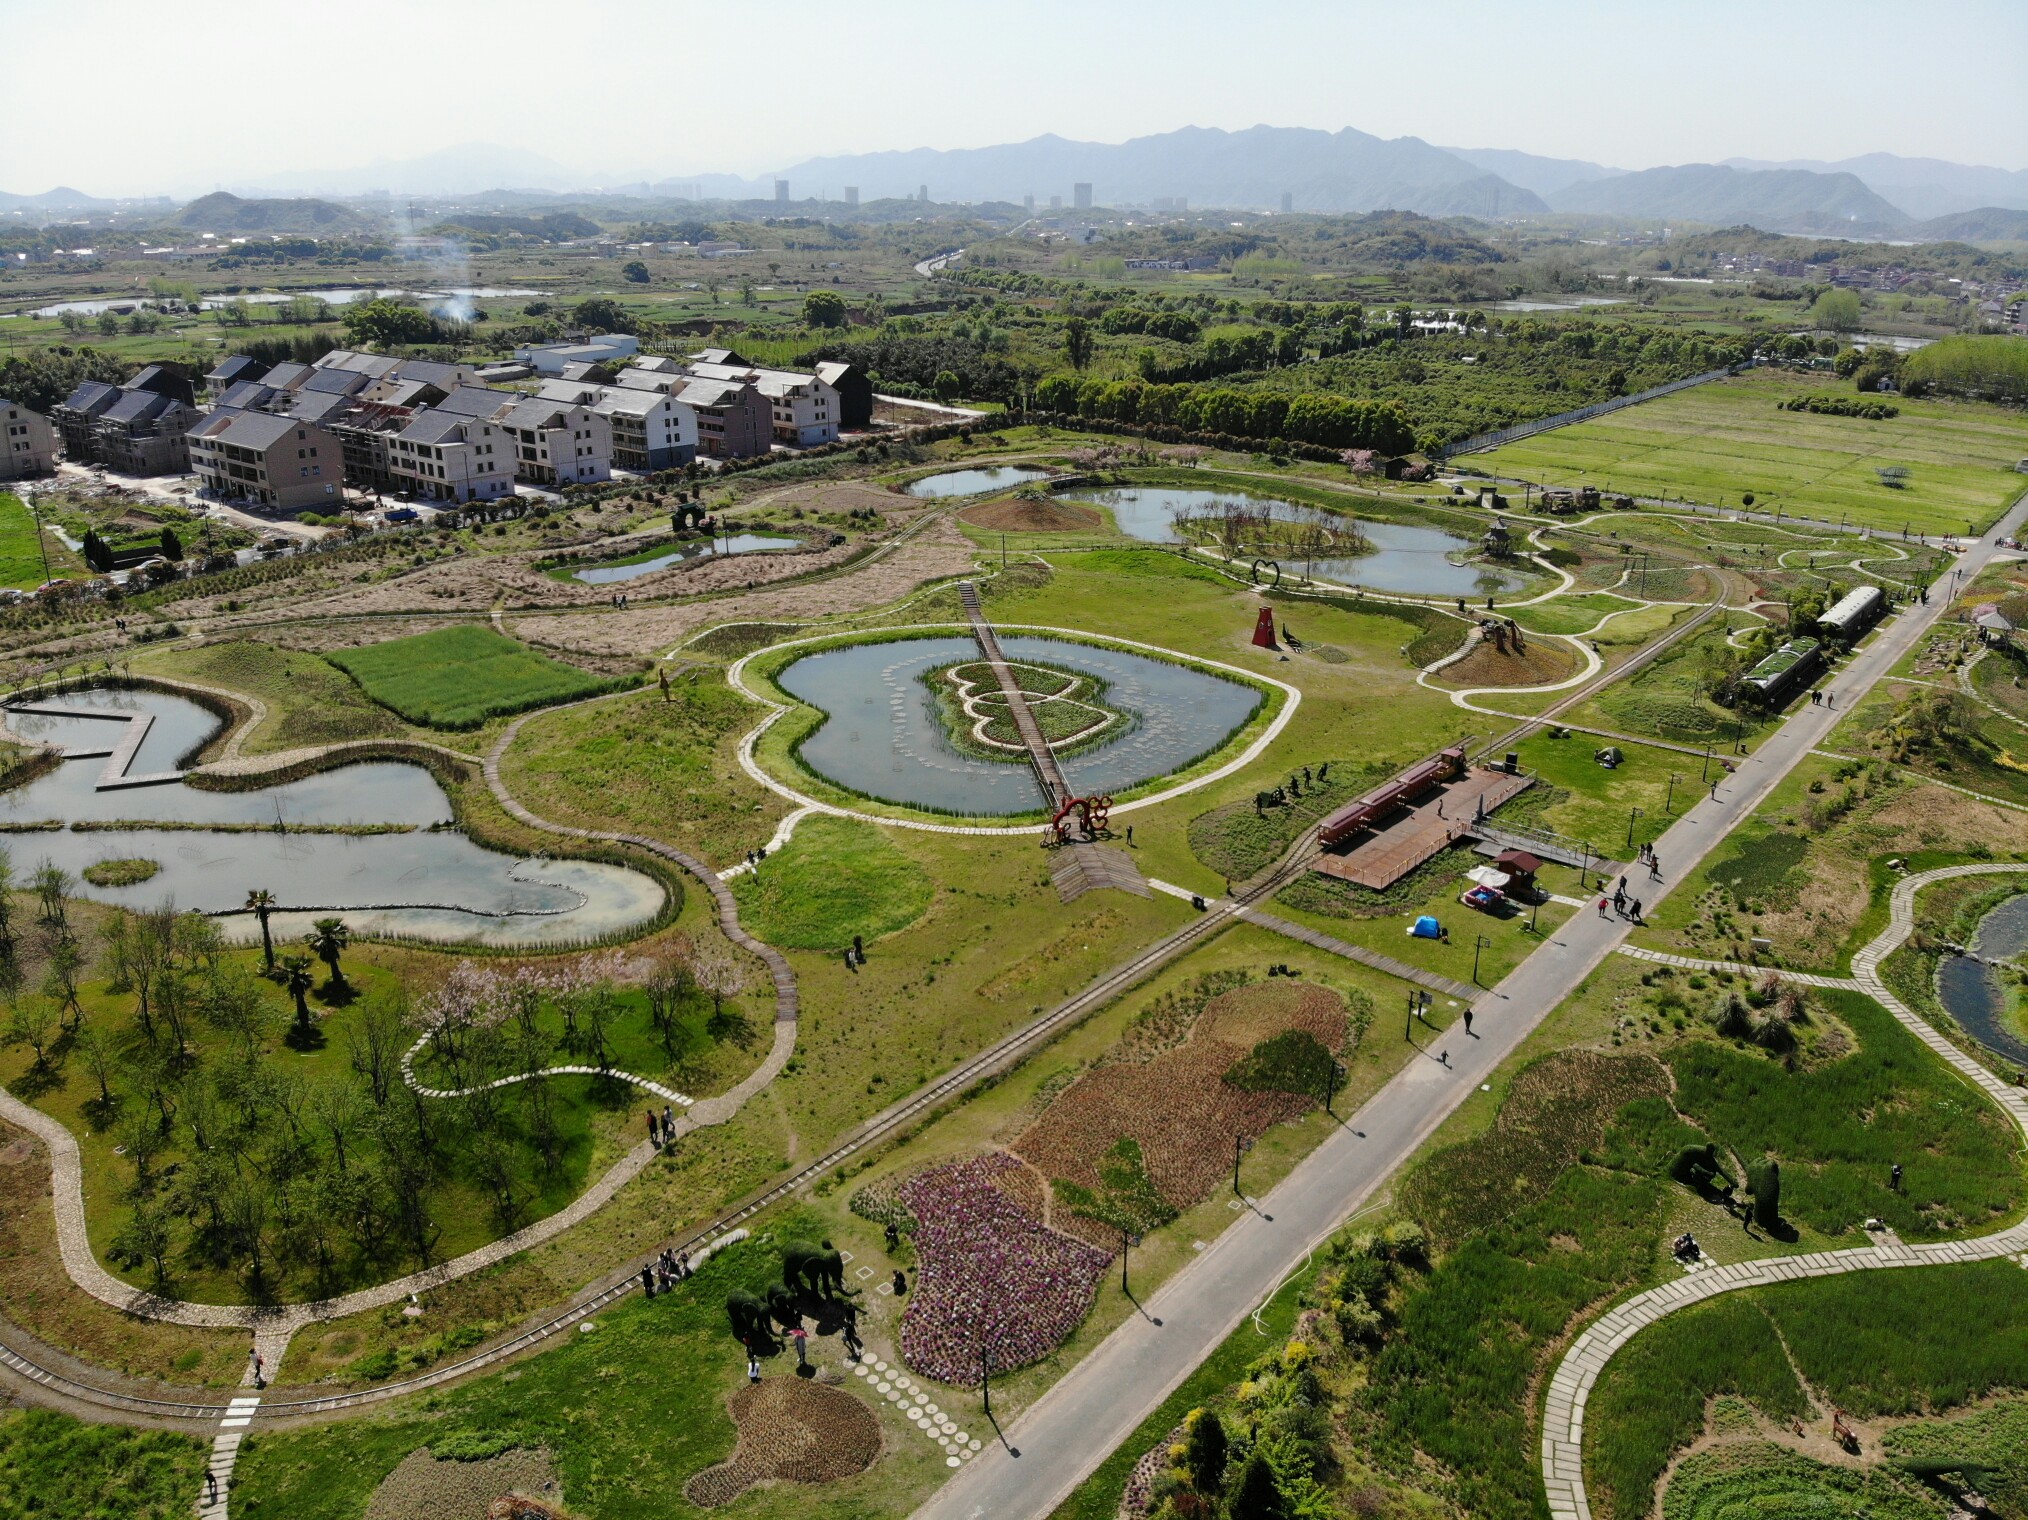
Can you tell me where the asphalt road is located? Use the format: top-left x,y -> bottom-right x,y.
914,494 -> 2028,1520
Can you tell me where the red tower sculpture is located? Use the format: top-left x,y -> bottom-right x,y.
1251,607 -> 1279,650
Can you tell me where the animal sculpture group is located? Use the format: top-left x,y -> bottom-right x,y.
725,1238 -> 852,1350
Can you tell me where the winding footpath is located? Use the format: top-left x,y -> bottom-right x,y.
1544,863 -> 2028,1520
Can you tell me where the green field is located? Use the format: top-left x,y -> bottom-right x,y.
1478,371 -> 2028,537
0,1408 -> 207,1520
0,490 -> 69,589
729,816 -> 934,949
1587,1261 -> 2028,1520
326,625 -> 627,729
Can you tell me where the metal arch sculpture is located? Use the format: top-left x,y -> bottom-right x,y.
1250,557 -> 1282,588
1050,793 -> 1116,842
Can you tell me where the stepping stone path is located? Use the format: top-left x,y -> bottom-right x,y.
851,1356 -> 983,1467
198,1394 -> 259,1519
1544,863 -> 2028,1520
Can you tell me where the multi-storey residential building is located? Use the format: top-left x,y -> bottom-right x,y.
383,410 -> 515,502
0,398 -> 57,480
676,377 -> 773,459
53,365 -> 199,474
814,361 -> 874,429
187,412 -> 343,511
496,397 -> 611,485
537,379 -> 697,471
685,359 -> 839,446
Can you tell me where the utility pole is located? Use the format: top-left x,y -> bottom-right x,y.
1232,1134 -> 1250,1196
1473,933 -> 1490,985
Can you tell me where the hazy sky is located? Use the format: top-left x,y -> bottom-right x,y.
4,0 -> 2024,195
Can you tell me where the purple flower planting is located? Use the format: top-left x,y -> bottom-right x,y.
896,1153 -> 1112,1386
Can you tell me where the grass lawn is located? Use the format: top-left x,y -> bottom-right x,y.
1512,729 -> 1709,857
0,490 -> 75,589
326,625 -> 628,730
1585,1261 -> 2028,1520
1477,370 -> 2028,537
140,639 -> 407,754
0,1407 -> 207,1520
499,676 -> 789,870
731,815 -> 934,949
1503,591 -> 1643,635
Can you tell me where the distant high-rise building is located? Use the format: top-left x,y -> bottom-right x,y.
1024,194 -> 1034,213
1073,182 -> 1093,210
1281,191 -> 1294,214
1049,194 -> 1062,212
919,184 -> 930,203
774,179 -> 789,203
844,186 -> 859,208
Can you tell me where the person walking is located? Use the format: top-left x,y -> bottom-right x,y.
249,1349 -> 264,1388
1649,853 -> 1662,881
641,1264 -> 656,1299
647,1110 -> 661,1147
1463,1007 -> 1475,1037
1630,898 -> 1643,923
663,1102 -> 675,1135
678,1249 -> 691,1279
1891,1162 -> 1904,1191
1598,896 -> 1610,918
747,1348 -> 762,1384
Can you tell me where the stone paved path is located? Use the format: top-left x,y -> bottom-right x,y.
1615,943 -> 1863,990
1541,860 -> 2028,1520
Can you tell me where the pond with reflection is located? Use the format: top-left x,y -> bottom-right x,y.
0,689 -> 663,944
775,634 -> 1262,815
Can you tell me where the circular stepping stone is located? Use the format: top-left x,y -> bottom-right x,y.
852,1364 -> 867,1376
946,1456 -> 962,1468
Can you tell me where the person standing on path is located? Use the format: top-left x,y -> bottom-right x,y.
249,1348 -> 264,1389
1598,896 -> 1610,918
648,1110 -> 661,1148
1463,1008 -> 1475,1037
747,1348 -> 762,1384
663,1102 -> 675,1136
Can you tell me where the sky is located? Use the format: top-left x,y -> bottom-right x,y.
3,0 -> 2024,196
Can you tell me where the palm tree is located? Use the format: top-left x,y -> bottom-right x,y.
305,917 -> 350,990
245,889 -> 277,971
280,954 -> 315,1035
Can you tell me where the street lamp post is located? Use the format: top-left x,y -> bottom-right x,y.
1665,772 -> 1679,813
1120,1226 -> 1138,1294
1472,933 -> 1490,985
1626,807 -> 1643,850
1232,1134 -> 1251,1196
981,1343 -> 992,1420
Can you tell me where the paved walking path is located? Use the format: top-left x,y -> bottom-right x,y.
913,499 -> 2028,1520
1614,943 -> 1863,991
1543,860 -> 2028,1520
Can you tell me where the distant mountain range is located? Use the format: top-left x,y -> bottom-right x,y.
9,129 -> 2026,242
770,126 -> 1547,217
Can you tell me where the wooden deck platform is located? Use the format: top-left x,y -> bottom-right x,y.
1311,767 -> 1534,890
1049,842 -> 1151,903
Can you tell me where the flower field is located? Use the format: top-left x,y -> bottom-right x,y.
1013,982 -> 1349,1245
896,1153 -> 1112,1386
682,1379 -> 882,1507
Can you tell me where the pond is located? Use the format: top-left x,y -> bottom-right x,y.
1934,891 -> 2028,1066
0,689 -> 664,945
570,534 -> 802,585
1068,486 -> 1527,597
9,287 -> 543,319
906,467 -> 1051,498
775,634 -> 1262,815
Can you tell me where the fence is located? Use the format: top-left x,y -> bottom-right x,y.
1436,366 -> 1739,460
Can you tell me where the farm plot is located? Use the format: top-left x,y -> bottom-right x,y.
1477,371 -> 2028,537
327,625 -> 633,729
684,1380 -> 882,1508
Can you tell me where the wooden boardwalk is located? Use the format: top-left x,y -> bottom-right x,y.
1311,767 -> 1534,889
958,580 -> 1070,809
1049,841 -> 1151,903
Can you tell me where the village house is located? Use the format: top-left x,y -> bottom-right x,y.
0,397 -> 57,480
187,411 -> 343,511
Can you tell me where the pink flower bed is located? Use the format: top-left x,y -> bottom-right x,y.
897,1153 -> 1112,1386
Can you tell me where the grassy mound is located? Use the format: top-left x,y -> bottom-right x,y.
81,857 -> 159,887
961,496 -> 1105,533
731,815 -> 933,949
327,626 -> 629,730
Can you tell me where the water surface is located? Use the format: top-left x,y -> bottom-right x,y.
906,467 -> 1051,499
571,534 -> 801,585
0,689 -> 663,944
1935,892 -> 2028,1065
777,635 -> 1260,815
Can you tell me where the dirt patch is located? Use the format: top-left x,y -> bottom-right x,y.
960,497 -> 1101,533
1013,982 -> 1348,1247
684,1378 -> 882,1507
1436,636 -> 1580,689
365,1446 -> 561,1520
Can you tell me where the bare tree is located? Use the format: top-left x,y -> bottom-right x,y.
348,994 -> 407,1109
645,947 -> 697,1062
693,939 -> 753,1045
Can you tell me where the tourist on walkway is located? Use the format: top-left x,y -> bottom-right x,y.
663,1103 -> 675,1135
747,1349 -> 762,1383
1598,896 -> 1610,918
1463,1008 -> 1475,1036
648,1111 -> 661,1147
641,1264 -> 656,1298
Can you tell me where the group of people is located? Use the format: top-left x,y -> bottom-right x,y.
607,591 -> 633,608
640,1245 -> 694,1298
742,846 -> 769,870
1599,874 -> 1646,923
1808,688 -> 1836,707
646,1103 -> 679,1148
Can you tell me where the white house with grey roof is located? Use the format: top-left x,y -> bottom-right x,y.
0,398 -> 56,481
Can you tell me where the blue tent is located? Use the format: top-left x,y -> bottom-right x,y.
1410,915 -> 1442,939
